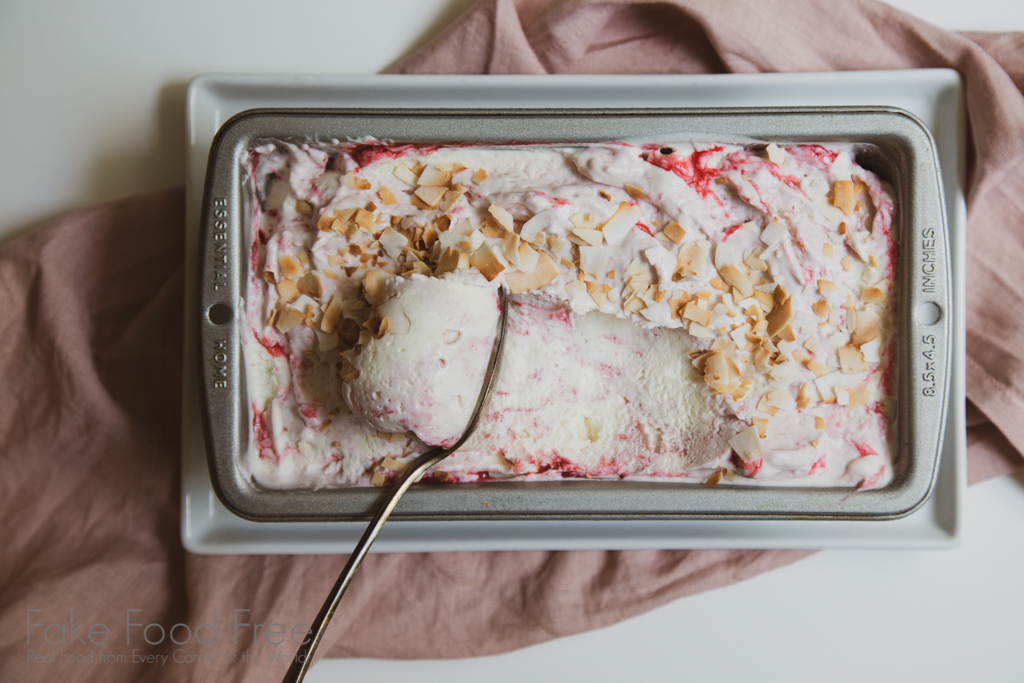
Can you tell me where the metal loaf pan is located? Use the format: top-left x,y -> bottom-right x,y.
198,107 -> 951,522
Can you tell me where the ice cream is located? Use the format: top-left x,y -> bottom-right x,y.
241,138 -> 897,490
342,271 -> 501,448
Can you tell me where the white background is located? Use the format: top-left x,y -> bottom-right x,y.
2,1 -> 1023,682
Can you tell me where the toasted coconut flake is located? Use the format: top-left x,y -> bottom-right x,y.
775,284 -> 790,305
832,180 -> 856,215
862,286 -> 886,303
668,291 -> 690,319
624,297 -> 645,313
505,251 -> 559,293
516,242 -> 540,274
294,199 -> 314,216
703,351 -> 729,384
838,344 -> 869,374
705,469 -> 723,487
475,220 -> 501,239
421,221 -> 440,248
814,416 -> 825,430
354,208 -> 376,231
760,219 -> 788,247
598,190 -> 612,201
745,251 -> 768,272
719,263 -> 753,298
766,143 -> 787,166
624,183 -> 646,199
676,242 -> 707,279
488,204 -> 515,232
502,232 -> 523,268
276,279 -> 299,303
599,202 -> 641,246
363,269 -> 394,306
377,187 -> 398,205
413,186 -> 447,209
663,220 -> 685,244
797,382 -> 819,409
317,213 -> 335,231
579,245 -> 609,278
380,456 -> 407,472
472,168 -> 487,184
334,208 -> 357,224
848,384 -> 871,406
566,280 -> 588,301
370,471 -> 387,487
756,395 -> 779,416
321,296 -> 344,333
417,164 -> 452,187
393,163 -> 419,185
434,247 -> 462,275
278,255 -> 303,280
812,299 -> 831,319
569,212 -> 595,230
823,243 -> 834,259
806,359 -> 833,378
297,272 -> 322,299
586,281 -> 609,306
752,417 -> 770,438
439,187 -> 466,212
342,172 -> 372,190
765,390 -> 795,410
729,426 -> 764,463
851,310 -> 880,345
377,317 -> 391,339
683,301 -> 711,327
263,270 -> 277,285
817,279 -> 838,296
765,297 -> 794,338
468,241 -> 506,281
572,227 -> 604,247
751,345 -> 771,372
752,289 -> 775,311
275,307 -> 305,333
379,226 -> 409,259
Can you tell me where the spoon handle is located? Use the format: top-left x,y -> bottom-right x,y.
281,286 -> 508,683
280,447 -> 445,683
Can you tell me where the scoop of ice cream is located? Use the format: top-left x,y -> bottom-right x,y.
342,271 -> 500,448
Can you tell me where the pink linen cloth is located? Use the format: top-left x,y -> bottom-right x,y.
2,1 -> 1023,681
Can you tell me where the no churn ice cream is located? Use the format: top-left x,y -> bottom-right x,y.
242,138 -> 897,490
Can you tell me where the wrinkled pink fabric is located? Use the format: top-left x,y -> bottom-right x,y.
2,1 -> 1023,681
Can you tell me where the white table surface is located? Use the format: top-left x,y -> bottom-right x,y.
3,1 -> 1022,681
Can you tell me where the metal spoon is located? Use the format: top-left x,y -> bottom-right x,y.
282,286 -> 510,683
